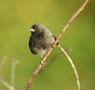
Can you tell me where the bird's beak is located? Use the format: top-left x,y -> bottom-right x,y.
30,28 -> 35,32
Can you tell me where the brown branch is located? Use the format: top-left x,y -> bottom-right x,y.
23,0 -> 90,90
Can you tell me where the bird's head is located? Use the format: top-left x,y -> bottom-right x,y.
30,24 -> 46,34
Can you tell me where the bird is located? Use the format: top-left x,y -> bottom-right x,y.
29,24 -> 56,58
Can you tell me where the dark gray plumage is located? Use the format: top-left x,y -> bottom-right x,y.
29,24 -> 55,57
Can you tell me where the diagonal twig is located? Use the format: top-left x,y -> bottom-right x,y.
24,0 -> 90,90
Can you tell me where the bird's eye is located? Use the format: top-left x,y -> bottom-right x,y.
32,24 -> 38,30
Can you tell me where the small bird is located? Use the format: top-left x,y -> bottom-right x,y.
29,24 -> 56,57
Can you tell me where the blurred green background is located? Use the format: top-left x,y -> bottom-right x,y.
0,0 -> 95,90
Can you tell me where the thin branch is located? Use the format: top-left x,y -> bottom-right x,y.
11,60 -> 19,87
58,44 -> 80,90
24,0 -> 90,90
